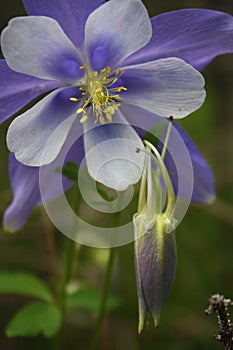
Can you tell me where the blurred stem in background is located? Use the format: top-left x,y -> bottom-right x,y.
53,184 -> 82,350
89,210 -> 121,350
57,238 -> 77,333
52,235 -> 79,350
89,248 -> 117,350
41,207 -> 57,294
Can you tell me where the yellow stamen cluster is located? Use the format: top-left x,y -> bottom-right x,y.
70,64 -> 127,124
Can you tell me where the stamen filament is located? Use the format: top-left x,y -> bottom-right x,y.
69,64 -> 126,125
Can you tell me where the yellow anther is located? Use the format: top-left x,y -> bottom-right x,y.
80,115 -> 88,123
72,65 -> 127,125
77,108 -> 84,114
111,78 -> 118,85
106,113 -> 113,123
113,95 -> 121,101
99,115 -> 105,124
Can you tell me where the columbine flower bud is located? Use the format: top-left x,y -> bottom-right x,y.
134,140 -> 177,333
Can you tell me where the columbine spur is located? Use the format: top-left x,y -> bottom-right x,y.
0,0 -> 209,191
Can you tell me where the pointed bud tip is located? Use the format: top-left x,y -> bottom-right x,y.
153,315 -> 160,328
138,325 -> 143,334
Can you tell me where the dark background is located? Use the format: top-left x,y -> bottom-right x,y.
0,1 -> 233,349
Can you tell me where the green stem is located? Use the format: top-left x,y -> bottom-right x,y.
161,118 -> 173,160
40,207 -> 57,294
59,237 -> 77,317
89,248 -> 117,350
53,238 -> 77,350
53,185 -> 81,350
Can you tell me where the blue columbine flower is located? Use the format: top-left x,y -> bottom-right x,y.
0,0 -> 208,192
1,0 -> 233,330
1,1 -> 233,228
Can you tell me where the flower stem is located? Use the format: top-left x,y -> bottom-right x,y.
40,207 -> 57,293
53,237 -> 77,350
53,185 -> 81,350
59,237 -> 77,317
161,117 -> 173,160
89,247 -> 117,350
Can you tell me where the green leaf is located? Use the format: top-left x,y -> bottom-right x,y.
56,161 -> 79,181
0,272 -> 52,302
143,120 -> 167,146
67,286 -> 121,312
6,301 -> 62,338
96,182 -> 117,202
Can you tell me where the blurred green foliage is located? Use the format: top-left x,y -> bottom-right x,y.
0,1 -> 233,350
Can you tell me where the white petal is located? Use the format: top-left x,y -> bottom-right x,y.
83,110 -> 145,190
121,58 -> 206,119
1,16 -> 83,82
85,0 -> 152,70
7,88 -> 78,166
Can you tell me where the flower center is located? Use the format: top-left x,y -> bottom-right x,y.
70,64 -> 127,125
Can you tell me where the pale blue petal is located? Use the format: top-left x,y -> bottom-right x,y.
121,58 -> 206,119
83,110 -> 145,191
7,88 -> 79,166
85,0 -> 152,70
23,0 -> 104,48
0,60 -> 59,123
1,16 -> 83,82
